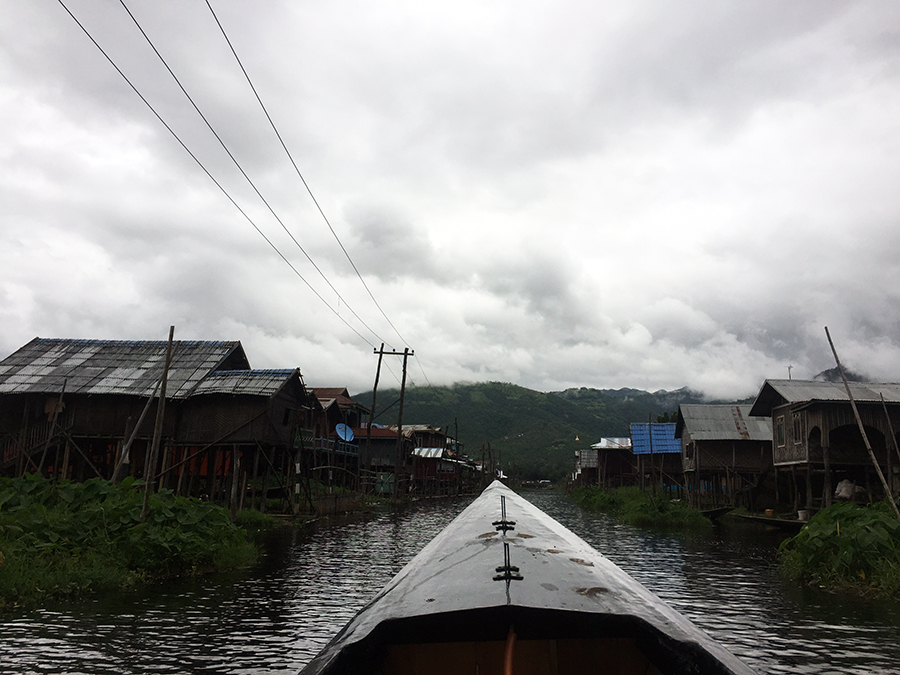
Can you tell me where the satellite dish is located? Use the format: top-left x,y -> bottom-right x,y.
336,423 -> 354,442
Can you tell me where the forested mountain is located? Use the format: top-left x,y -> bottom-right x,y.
352,382 -> 713,481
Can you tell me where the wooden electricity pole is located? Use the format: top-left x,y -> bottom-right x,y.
368,345 -> 413,499
395,347 -> 412,500
366,343 -> 385,490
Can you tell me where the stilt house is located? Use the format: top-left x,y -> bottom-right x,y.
0,337 -> 322,512
629,423 -> 683,496
675,404 -> 772,508
576,438 -> 634,487
309,387 -> 367,491
749,379 -> 900,510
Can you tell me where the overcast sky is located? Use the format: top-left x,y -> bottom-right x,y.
2,1 -> 899,399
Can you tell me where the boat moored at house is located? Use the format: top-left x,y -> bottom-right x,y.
299,481 -> 755,675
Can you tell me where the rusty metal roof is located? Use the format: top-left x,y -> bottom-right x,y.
191,369 -> 297,396
0,337 -> 249,399
676,404 -> 771,441
749,379 -> 900,416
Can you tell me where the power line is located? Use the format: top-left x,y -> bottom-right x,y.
203,0 -> 410,349
115,0 -> 389,347
56,0 -> 375,348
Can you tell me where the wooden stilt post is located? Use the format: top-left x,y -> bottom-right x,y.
61,438 -> 71,481
251,446 -> 261,510
37,378 -> 67,476
791,465 -> 799,512
230,444 -> 240,521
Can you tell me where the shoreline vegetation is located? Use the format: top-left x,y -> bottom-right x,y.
569,485 -> 712,530
570,485 -> 900,599
778,500 -> 900,599
0,474 -> 281,609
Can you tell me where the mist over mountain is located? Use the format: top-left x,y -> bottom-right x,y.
813,367 -> 870,383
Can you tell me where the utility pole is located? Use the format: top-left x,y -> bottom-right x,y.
366,343 -> 385,492
369,346 -> 413,499
395,347 -> 411,500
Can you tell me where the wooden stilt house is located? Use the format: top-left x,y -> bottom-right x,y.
309,387 -> 367,491
575,438 -> 635,487
748,379 -> 900,512
675,405 -> 772,508
0,337 -> 323,513
629,423 -> 683,497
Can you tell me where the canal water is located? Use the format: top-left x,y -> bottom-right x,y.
1,490 -> 898,674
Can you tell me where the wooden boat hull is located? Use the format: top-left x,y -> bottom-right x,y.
733,512 -> 806,533
300,481 -> 755,675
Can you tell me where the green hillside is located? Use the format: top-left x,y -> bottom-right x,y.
353,382 -> 710,481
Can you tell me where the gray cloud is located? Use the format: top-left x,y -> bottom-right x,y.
2,0 -> 899,399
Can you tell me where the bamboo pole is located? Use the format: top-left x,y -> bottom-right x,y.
37,378 -> 66,475
825,326 -> 900,522
112,375 -> 162,483
142,326 -> 175,522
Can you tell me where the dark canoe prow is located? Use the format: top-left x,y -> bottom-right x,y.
701,506 -> 734,520
733,512 -> 806,533
300,481 -> 756,675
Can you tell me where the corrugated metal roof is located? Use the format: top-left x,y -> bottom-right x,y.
310,388 -> 368,412
630,423 -> 681,455
590,437 -> 632,450
749,379 -> 900,416
677,405 -> 771,442
191,369 -> 296,396
0,337 -> 248,399
412,447 -> 444,458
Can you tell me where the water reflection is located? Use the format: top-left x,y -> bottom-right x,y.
1,490 -> 898,674
525,490 -> 900,675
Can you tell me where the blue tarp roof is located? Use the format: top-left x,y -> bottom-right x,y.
630,422 -> 681,455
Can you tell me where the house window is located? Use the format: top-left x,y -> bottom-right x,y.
776,416 -> 785,447
792,413 -> 802,444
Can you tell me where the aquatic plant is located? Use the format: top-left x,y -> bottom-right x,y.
0,473 -> 257,606
779,500 -> 900,598
571,485 -> 711,530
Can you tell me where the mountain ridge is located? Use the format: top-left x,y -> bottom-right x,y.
352,382 -> 719,481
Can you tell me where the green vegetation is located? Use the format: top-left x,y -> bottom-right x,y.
570,485 -> 712,530
779,501 -> 900,598
0,473 -> 262,608
357,382 -> 709,481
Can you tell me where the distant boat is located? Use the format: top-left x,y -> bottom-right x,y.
300,481 -> 755,675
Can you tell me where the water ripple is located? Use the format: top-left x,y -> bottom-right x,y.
1,492 -> 898,674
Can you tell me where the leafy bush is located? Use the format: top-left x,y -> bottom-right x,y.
779,501 -> 900,597
571,485 -> 710,530
0,473 -> 256,606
